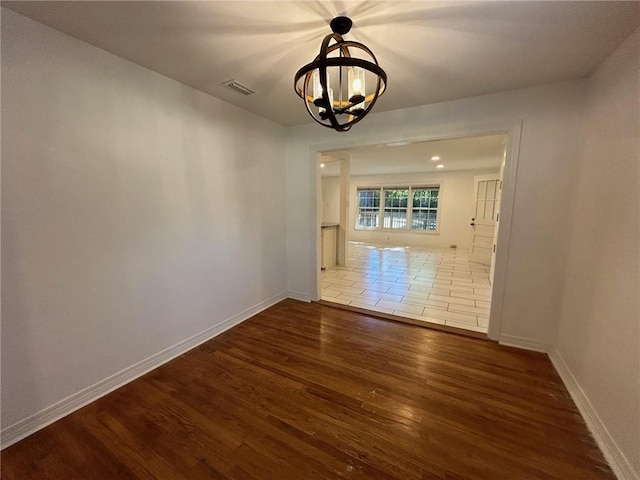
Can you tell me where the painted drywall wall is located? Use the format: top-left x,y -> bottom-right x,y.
286,80 -> 586,345
320,176 -> 340,224
555,28 -> 639,477
342,169 -> 500,248
1,9 -> 287,429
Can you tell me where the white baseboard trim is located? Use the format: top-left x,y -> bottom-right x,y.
549,348 -> 639,480
286,290 -> 312,302
498,334 -> 550,353
1,292 -> 287,450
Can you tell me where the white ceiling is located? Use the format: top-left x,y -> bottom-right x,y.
4,1 -> 639,127
320,133 -> 505,176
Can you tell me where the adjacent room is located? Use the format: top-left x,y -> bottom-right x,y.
2,2 -> 638,479
319,134 -> 505,334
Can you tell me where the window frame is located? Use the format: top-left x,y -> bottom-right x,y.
355,183 -> 441,234
354,188 -> 381,230
382,187 -> 410,230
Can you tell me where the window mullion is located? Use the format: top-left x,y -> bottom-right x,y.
407,187 -> 413,231
378,187 -> 384,230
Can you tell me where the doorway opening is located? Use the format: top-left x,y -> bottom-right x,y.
316,130 -> 516,338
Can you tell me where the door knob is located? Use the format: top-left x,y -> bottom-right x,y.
470,222 -> 475,226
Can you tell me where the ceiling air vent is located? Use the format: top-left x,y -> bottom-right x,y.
221,79 -> 255,96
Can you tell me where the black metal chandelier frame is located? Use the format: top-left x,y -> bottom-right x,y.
294,16 -> 387,132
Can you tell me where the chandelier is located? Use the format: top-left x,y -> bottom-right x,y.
294,16 -> 387,132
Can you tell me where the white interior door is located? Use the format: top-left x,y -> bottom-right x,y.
470,174 -> 501,266
489,146 -> 507,285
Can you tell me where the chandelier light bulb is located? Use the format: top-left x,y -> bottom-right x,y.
312,70 -> 322,104
312,70 -> 331,107
348,66 -> 365,101
348,66 -> 366,115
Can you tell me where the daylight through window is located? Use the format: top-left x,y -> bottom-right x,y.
356,186 -> 439,231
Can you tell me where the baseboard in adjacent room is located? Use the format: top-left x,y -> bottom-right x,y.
0,292 -> 288,450
549,348 -> 639,480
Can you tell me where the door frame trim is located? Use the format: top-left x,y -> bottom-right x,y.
309,119 -> 523,341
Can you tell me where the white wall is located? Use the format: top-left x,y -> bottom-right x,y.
1,9 -> 287,431
286,80 -> 586,345
320,176 -> 340,224
346,168 -> 499,248
554,28 -> 639,478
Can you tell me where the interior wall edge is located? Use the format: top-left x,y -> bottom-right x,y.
549,348 -> 639,480
0,292 -> 288,451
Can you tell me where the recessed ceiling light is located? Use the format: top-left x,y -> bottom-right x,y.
436,164 -> 444,169
431,156 -> 441,161
320,163 -> 326,168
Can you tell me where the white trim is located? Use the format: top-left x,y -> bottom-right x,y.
311,120 -> 523,332
354,181 -> 443,188
549,349 -> 639,480
486,120 -> 522,341
0,292 -> 287,450
313,149 -> 323,302
286,290 -> 312,302
498,334 -> 549,353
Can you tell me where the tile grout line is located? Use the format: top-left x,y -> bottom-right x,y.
322,242 -> 492,332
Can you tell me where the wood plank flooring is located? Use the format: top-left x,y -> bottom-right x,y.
1,299 -> 614,479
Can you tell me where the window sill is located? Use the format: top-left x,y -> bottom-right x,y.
354,228 -> 440,235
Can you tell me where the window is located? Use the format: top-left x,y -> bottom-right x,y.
356,189 -> 380,228
383,189 -> 408,229
356,186 -> 440,232
411,188 -> 439,231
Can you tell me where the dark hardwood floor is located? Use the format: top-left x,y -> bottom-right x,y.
2,299 -> 614,479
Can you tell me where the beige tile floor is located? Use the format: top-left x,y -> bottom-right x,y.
321,242 -> 492,333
